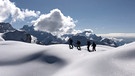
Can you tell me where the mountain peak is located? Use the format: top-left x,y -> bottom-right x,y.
0,22 -> 15,33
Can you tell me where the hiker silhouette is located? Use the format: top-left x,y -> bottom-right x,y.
76,40 -> 81,50
92,41 -> 96,51
87,40 -> 91,52
68,38 -> 73,49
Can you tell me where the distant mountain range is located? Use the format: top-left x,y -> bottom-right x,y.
0,23 -> 31,43
0,22 -> 128,47
21,24 -> 125,47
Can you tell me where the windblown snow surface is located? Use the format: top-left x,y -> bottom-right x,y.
0,41 -> 135,76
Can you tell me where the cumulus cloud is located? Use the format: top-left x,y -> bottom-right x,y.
0,0 -> 93,36
0,0 -> 40,22
33,9 -> 77,35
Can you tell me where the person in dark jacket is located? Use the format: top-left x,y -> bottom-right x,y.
76,40 -> 81,50
68,38 -> 73,49
87,40 -> 91,52
92,41 -> 96,51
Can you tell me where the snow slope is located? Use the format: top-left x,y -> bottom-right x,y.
0,33 -> 4,41
0,41 -> 135,76
54,42 -> 135,76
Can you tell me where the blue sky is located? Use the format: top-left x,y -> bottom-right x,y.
6,0 -> 135,34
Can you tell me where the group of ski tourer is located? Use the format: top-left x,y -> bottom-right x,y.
68,38 -> 96,52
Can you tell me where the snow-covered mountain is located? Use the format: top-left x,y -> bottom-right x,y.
21,25 -> 63,45
0,22 -> 126,46
2,30 -> 31,43
62,31 -> 125,47
0,23 -> 15,33
0,23 -> 32,43
0,41 -> 135,76
21,25 -> 125,47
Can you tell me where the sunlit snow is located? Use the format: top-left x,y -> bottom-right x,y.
0,41 -> 135,76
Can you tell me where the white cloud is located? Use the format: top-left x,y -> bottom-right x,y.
83,29 -> 93,33
0,0 -> 40,22
33,9 -> 77,35
98,33 -> 135,38
0,0 -> 93,35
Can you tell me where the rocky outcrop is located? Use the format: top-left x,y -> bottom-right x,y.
2,30 -> 31,43
0,23 -> 15,33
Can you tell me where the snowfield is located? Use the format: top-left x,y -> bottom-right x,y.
0,41 -> 135,76
0,33 -> 4,41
